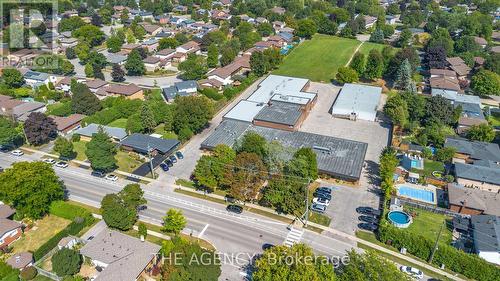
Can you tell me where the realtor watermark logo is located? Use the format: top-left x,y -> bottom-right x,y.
0,0 -> 58,68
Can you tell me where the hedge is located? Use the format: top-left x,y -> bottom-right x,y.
378,221 -> 500,281
33,219 -> 87,260
49,201 -> 94,223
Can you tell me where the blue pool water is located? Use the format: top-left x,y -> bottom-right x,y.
398,185 -> 434,203
388,211 -> 411,224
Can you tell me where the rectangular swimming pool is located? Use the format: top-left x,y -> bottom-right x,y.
397,185 -> 435,204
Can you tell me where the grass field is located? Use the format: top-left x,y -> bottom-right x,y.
116,150 -> 144,173
72,140 -> 88,161
404,207 -> 452,245
358,42 -> 386,55
108,118 -> 128,128
11,215 -> 71,253
411,159 -> 445,178
274,35 -> 362,82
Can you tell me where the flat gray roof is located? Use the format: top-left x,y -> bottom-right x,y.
247,75 -> 312,104
74,124 -> 128,140
431,88 -> 481,105
201,120 -> 368,180
331,83 -> 382,121
253,101 -> 302,126
223,100 -> 266,122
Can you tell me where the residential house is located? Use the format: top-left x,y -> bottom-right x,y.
270,7 -> 286,15
0,218 -> 23,249
7,99 -> 46,122
206,55 -> 251,85
456,101 -> 488,135
143,56 -> 162,72
473,36 -> 488,48
58,236 -> 78,250
211,10 -> 232,21
85,79 -> 109,93
470,215 -> 500,265
173,5 -> 188,13
121,43 -> 142,54
363,15 -> 378,29
272,21 -> 286,31
59,37 -> 78,49
161,80 -> 198,102
142,24 -> 162,36
130,10 -> 154,21
120,133 -> 180,156
23,70 -> 57,88
256,17 -> 268,24
448,183 -> 500,216
385,15 -> 399,25
6,252 -> 33,270
80,229 -> 161,281
445,137 -> 500,164
447,57 -> 471,79
102,84 -> 144,100
155,48 -> 176,60
156,14 -> 170,25
0,205 -> 15,219
454,162 -> 500,192
50,114 -> 86,135
198,78 -> 225,90
74,124 -> 128,142
107,53 -> 127,65
277,32 -> 294,43
142,38 -> 159,52
176,41 -> 201,54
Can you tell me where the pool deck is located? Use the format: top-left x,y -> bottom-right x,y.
395,183 -> 438,205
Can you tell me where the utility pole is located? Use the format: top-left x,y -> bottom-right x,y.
147,143 -> 155,179
304,178 -> 311,227
428,221 -> 445,263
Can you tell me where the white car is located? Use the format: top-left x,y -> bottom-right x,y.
400,266 -> 424,280
55,161 -> 69,168
42,158 -> 56,164
312,197 -> 330,206
10,150 -> 23,156
105,174 -> 118,181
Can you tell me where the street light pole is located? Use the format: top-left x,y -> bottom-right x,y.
305,178 -> 311,227
147,143 -> 155,179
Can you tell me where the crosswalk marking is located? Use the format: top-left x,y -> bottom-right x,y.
283,227 -> 304,247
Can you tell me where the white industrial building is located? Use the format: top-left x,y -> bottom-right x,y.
331,83 -> 382,122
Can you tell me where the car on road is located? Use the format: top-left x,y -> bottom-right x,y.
262,243 -> 274,250
55,161 -> 68,168
312,197 -> 330,206
311,203 -> 326,213
226,204 -> 243,214
169,155 -> 177,163
87,235 -> 94,241
159,163 -> 169,171
11,150 -> 23,156
137,204 -> 147,211
105,174 -> 118,181
164,159 -> 173,167
400,266 -> 424,280
175,151 -> 184,159
358,223 -> 378,231
42,158 -> 56,164
359,215 -> 378,224
91,170 -> 105,178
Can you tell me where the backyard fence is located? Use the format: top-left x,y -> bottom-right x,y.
398,197 -> 467,219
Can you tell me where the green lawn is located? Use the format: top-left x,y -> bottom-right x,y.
273,35 -> 362,82
404,207 -> 453,245
108,118 -> 128,128
411,159 -> 444,178
72,140 -> 88,161
11,215 -> 71,253
154,124 -> 178,139
358,42 -> 386,55
116,150 -> 144,173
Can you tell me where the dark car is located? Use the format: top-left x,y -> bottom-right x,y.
91,170 -> 105,178
358,223 -> 378,231
317,186 -> 332,194
262,243 -> 274,250
359,215 -> 378,224
169,155 -> 177,163
356,207 -> 378,215
175,151 -> 184,159
137,204 -> 147,211
311,203 -> 327,213
160,163 -> 169,171
226,204 -> 243,214
314,191 -> 332,201
165,159 -> 173,167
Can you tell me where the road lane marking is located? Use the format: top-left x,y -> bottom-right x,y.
198,224 -> 209,238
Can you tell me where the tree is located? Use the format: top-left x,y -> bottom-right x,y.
386,48 -> 419,78
435,147 -> 456,163
253,243 -> 335,281
427,28 -> 454,55
220,46 -> 237,66
467,124 -> 496,142
194,144 -> 236,190
91,13 -> 102,27
70,83 -> 102,115
291,148 -> 318,180
158,38 -> 179,50
295,19 -> 318,39
84,63 -> 94,78
140,102 -> 156,133
101,193 -> 136,230
394,59 -> 416,93
471,70 -> 500,97
263,174 -> 306,214
349,52 -> 366,76
236,132 -> 268,159
257,22 -> 274,37
138,222 -> 147,238
2,69 -> 25,88
85,128 -> 117,172
53,136 -> 75,159
161,209 -> 186,234
370,29 -> 385,43
454,36 -> 481,53
336,66 -> 359,84
173,96 -> 214,135
73,24 -> 105,47
250,51 -> 270,76
425,95 -> 457,126
178,54 -> 207,80
118,183 -> 146,210
484,53 -> 500,75
59,16 -> 86,32
0,117 -> 22,147
24,112 -> 57,146
426,46 -> 447,69
0,162 -> 64,219
397,28 -> 412,47
384,94 -> 409,126
106,35 -> 123,53
207,43 -> 218,68
338,250 -> 412,281
65,47 -> 76,59
51,248 -> 82,277
111,64 -> 125,82
125,49 -> 146,76
364,49 -> 384,80
224,152 -> 266,201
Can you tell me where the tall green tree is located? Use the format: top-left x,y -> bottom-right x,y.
111,64 -> 125,82
85,128 -> 117,172
471,70 -> 500,97
178,54 -> 207,80
349,52 -> 366,76
393,59 -> 416,93
101,193 -> 137,230
0,162 -> 64,219
24,112 -> 57,146
384,94 -> 409,126
118,183 -> 146,210
161,209 -> 187,234
223,152 -> 267,201
263,174 -> 306,215
206,43 -> 219,68
250,51 -> 270,76
53,136 -> 76,159
51,248 -> 82,277
70,82 -> 102,115
173,96 -> 214,135
125,49 -> 146,76
336,66 -> 359,84
193,144 -> 236,190
236,132 -> 268,159
1,69 -> 25,88
0,117 -> 22,147
370,29 -> 385,43
467,124 -> 496,142
140,102 -> 156,133
295,19 -> 318,39
364,49 -> 384,80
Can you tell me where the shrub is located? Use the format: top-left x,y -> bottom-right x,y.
71,134 -> 81,142
0,261 -> 19,279
19,266 -> 37,280
52,248 -> 82,276
201,88 -> 224,101
33,219 -> 87,260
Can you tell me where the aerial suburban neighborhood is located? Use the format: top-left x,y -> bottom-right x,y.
0,0 -> 499,280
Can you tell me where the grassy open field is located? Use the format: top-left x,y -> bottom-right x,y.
404,207 -> 452,245
11,215 -> 71,253
107,118 -> 128,128
274,35 -> 361,82
358,42 -> 387,55
72,140 -> 88,161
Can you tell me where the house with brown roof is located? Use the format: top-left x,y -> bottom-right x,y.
272,21 -> 286,31
0,218 -> 23,249
473,36 -> 488,48
142,24 -> 162,36
49,114 -> 86,135
85,79 -> 109,93
447,57 -> 471,79
0,205 -> 15,219
143,56 -> 162,72
121,43 -> 142,54
154,48 -> 176,60
176,41 -> 201,54
102,84 -> 144,100
448,183 -> 500,216
6,252 -> 33,270
211,9 -> 232,21
207,55 -> 251,85
271,6 -> 286,15
0,95 -> 46,121
430,76 -> 461,92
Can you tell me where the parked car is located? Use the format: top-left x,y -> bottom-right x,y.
165,159 -> 173,167
400,266 -> 424,280
91,170 -> 105,178
311,203 -> 326,213
105,174 -> 118,181
169,155 -> 177,163
313,191 -> 331,201
159,163 -> 169,171
42,158 -> 56,164
226,204 -> 243,214
356,206 -> 380,216
312,197 -> 330,206
11,149 -> 23,156
55,161 -> 68,168
262,243 -> 274,250
358,223 -> 378,231
359,215 -> 378,224
175,151 -> 184,159
317,186 -> 332,194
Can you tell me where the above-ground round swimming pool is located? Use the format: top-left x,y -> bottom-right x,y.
388,211 -> 412,228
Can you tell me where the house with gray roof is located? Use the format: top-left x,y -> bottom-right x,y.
120,133 -> 180,155
107,53 -> 127,65
448,183 -> 500,216
202,119 -> 368,182
74,124 -> 128,142
445,138 -> 500,163
80,229 -> 161,281
454,163 -> 500,192
470,215 -> 500,265
161,80 -> 198,102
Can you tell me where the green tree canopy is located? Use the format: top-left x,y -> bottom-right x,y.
384,94 -> 409,126
85,128 -> 117,172
101,193 -> 137,230
178,54 -> 208,80
336,66 -> 359,84
295,19 -> 318,39
223,152 -> 267,201
51,248 -> 82,277
161,209 -> 187,234
467,123 -> 496,142
393,59 -> 416,93
349,52 -> 366,76
471,70 -> 500,97
0,117 -> 23,147
70,82 -> 102,115
364,49 -> 384,80
338,250 -> 412,281
125,49 -> 146,76
1,69 -> 25,88
118,183 -> 146,210
173,96 -> 214,136
236,132 -> 268,159
54,136 -> 76,159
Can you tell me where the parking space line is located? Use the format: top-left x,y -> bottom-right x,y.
198,224 -> 209,238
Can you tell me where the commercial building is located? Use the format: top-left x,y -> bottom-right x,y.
330,83 -> 382,122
